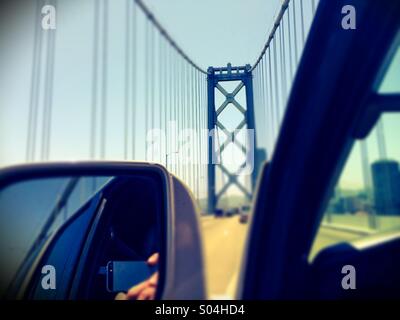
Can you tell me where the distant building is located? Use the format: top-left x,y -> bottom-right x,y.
328,194 -> 371,215
371,160 -> 400,215
342,196 -> 368,214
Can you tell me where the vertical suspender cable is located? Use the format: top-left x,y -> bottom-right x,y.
187,66 -> 191,188
27,0 -> 44,162
166,45 -> 170,168
90,0 -> 100,159
192,68 -> 196,190
196,72 -> 201,200
292,0 -> 299,63
41,0 -> 57,161
280,21 -> 287,109
168,45 -> 173,168
177,57 -> 182,176
253,69 -> 257,113
100,0 -> 109,159
261,58 -> 267,141
177,58 -> 182,176
199,73 -> 203,197
263,56 -> 269,150
183,62 -> 187,182
43,17 -> 56,160
124,0 -> 131,160
268,49 -> 274,146
300,0 -> 306,45
273,37 -> 280,130
159,33 -> 163,164
257,68 -> 261,115
203,75 -> 207,195
145,20 -> 149,160
176,54 -> 180,175
287,4 -> 294,80
198,74 -> 201,188
191,68 -> 195,192
150,26 -> 155,161
200,75 -> 204,198
185,62 -> 189,182
182,60 -> 187,180
261,57 -> 267,145
188,66 -> 192,189
256,68 -> 260,120
163,42 -> 168,167
174,53 -> 178,174
256,63 -> 260,138
162,39 -> 167,166
265,49 -> 272,152
199,73 -> 206,197
131,2 -> 137,159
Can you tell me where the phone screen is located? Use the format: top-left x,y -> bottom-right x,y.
106,261 -> 156,293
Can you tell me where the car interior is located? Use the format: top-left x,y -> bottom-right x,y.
85,175 -> 163,300
13,173 -> 165,300
310,232 -> 400,299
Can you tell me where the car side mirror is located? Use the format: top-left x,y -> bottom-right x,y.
0,162 -> 206,300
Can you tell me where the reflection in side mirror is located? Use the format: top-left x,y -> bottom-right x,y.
106,260 -> 157,293
0,163 -> 169,300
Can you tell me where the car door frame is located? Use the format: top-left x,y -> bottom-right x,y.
238,0 -> 400,299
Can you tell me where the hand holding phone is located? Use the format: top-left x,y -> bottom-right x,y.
106,260 -> 156,293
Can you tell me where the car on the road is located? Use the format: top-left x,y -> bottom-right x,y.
239,205 -> 251,224
239,213 -> 248,224
214,208 -> 224,218
232,207 -> 240,215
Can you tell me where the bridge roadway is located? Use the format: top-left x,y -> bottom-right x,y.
200,216 -> 361,299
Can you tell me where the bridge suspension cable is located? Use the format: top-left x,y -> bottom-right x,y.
26,0 -> 44,162
131,0 -> 208,201
251,0 -> 319,158
22,0 -> 209,202
26,0 -> 58,162
134,0 -> 207,75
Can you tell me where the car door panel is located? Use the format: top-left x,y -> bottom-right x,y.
239,0 -> 400,299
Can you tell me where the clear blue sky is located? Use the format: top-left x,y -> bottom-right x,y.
142,0 -> 282,68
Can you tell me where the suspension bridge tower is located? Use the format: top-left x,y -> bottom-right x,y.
207,63 -> 259,213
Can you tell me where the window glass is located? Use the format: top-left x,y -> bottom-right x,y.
378,44 -> 400,93
310,113 -> 400,261
0,176 -> 109,296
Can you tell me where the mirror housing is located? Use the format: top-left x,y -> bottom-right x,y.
0,161 -> 206,300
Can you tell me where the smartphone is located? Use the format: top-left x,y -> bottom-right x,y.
106,261 -> 156,293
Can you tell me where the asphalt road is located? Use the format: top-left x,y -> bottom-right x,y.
200,216 -> 362,299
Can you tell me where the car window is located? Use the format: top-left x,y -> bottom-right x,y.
378,43 -> 400,93
0,176 -> 109,296
310,112 -> 400,261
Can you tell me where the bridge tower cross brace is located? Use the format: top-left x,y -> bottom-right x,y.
207,63 -> 257,213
